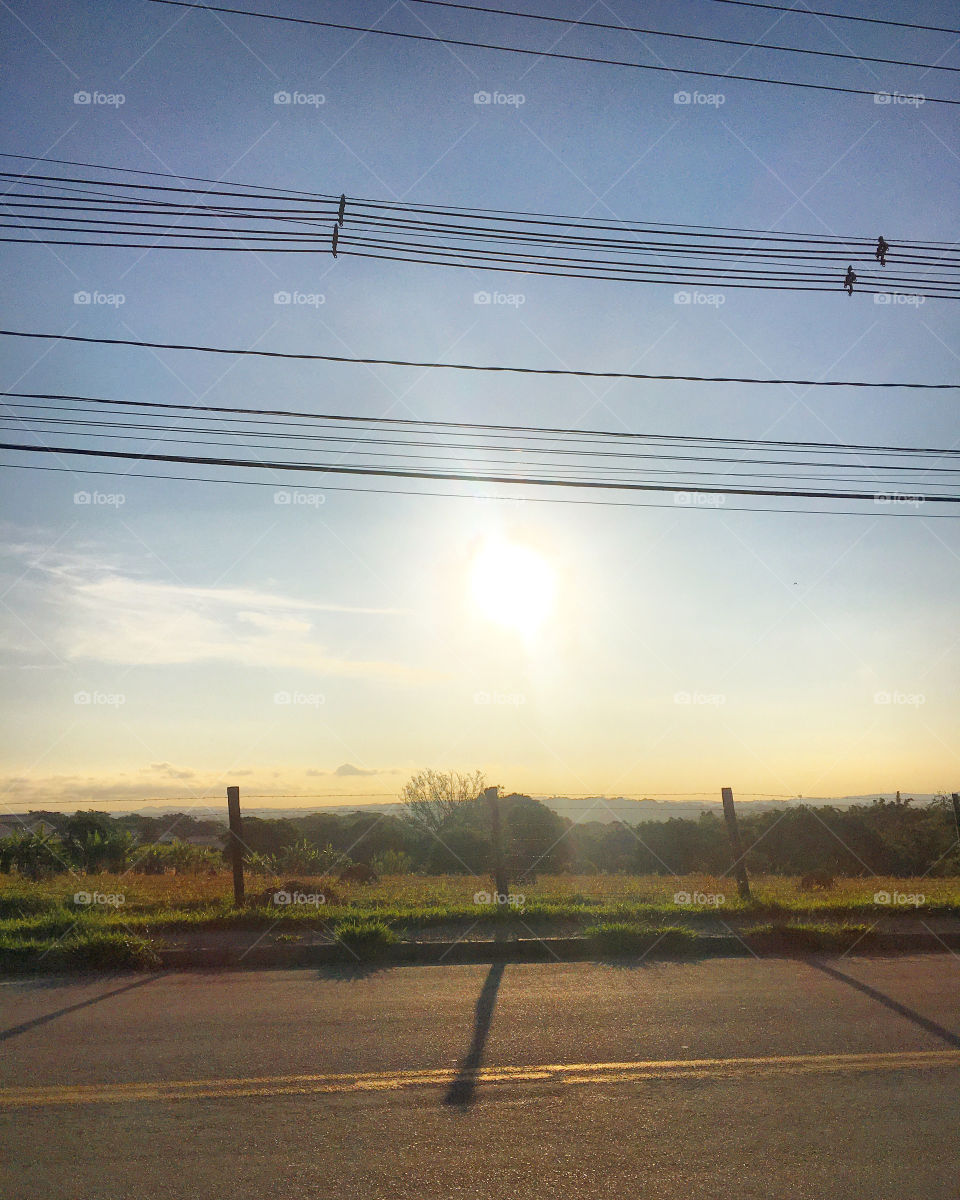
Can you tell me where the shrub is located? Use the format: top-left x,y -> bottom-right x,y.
332,917 -> 398,958
371,849 -> 415,875
587,922 -> 699,957
0,931 -> 160,973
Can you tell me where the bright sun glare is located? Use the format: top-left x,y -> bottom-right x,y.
469,539 -> 556,637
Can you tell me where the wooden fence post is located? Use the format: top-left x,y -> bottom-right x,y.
952,794 -> 960,847
484,785 -> 509,900
721,786 -> 751,901
226,785 -> 245,907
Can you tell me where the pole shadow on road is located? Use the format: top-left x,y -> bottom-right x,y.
444,961 -> 505,1109
0,973 -> 162,1042
808,960 -> 960,1049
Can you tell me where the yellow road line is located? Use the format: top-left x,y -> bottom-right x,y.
1,1050 -> 958,1109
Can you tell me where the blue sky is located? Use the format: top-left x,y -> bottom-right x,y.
0,0 -> 958,810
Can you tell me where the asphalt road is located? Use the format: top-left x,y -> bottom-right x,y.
2,955 -> 958,1199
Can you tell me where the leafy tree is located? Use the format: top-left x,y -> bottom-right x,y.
426,826 -> 491,874
63,812 -> 136,872
0,832 -> 66,879
233,817 -> 299,858
272,838 -> 342,875
371,848 -> 416,875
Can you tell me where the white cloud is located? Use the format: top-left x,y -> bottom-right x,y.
0,765 -> 402,810
1,548 -> 428,682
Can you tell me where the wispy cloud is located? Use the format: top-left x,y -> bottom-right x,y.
0,545 -> 426,681
0,763 -> 403,809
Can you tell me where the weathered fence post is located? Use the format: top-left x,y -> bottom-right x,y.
226,785 -> 245,907
721,786 -> 751,901
484,785 -> 509,901
952,794 -> 960,847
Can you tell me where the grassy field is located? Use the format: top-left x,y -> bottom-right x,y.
0,871 -> 956,970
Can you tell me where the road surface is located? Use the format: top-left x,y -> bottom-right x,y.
1,955 -> 958,1198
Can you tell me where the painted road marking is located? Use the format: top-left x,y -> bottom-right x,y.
1,1050 -> 958,1108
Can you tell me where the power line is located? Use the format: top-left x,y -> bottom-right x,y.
4,153 -> 950,247
6,231 -> 954,295
8,411 -> 954,485
141,0 -> 960,106
9,191 -> 956,259
4,160 -> 958,262
704,0 -> 960,38
1,331 -> 955,388
7,174 -> 955,293
4,461 -> 957,518
402,0 -> 960,73
5,205 -> 954,275
6,390 -> 958,455
4,441 -> 959,503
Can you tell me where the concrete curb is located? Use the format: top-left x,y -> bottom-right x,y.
155,930 -> 960,970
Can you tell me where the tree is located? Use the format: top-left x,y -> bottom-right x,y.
399,769 -> 485,835
63,812 -> 136,872
502,794 -> 572,877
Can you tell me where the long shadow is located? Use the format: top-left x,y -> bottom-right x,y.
0,974 -> 161,1042
808,960 -> 960,1050
443,961 -> 505,1108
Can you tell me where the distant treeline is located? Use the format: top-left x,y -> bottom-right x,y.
5,793 -> 957,879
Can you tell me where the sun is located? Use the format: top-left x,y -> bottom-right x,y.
468,539 -> 556,637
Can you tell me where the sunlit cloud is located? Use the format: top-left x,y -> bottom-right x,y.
0,545 -> 432,682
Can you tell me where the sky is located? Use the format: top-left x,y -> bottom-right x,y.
0,0 -> 958,813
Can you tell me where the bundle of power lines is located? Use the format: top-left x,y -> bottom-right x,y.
2,156 -> 958,298
141,0 -> 960,107
3,388 -> 959,512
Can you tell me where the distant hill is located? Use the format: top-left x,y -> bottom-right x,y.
12,792 -> 938,826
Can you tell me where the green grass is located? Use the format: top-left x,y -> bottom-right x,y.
331,917 -> 399,959
586,922 -> 700,956
0,930 -> 161,973
0,872 -> 955,949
